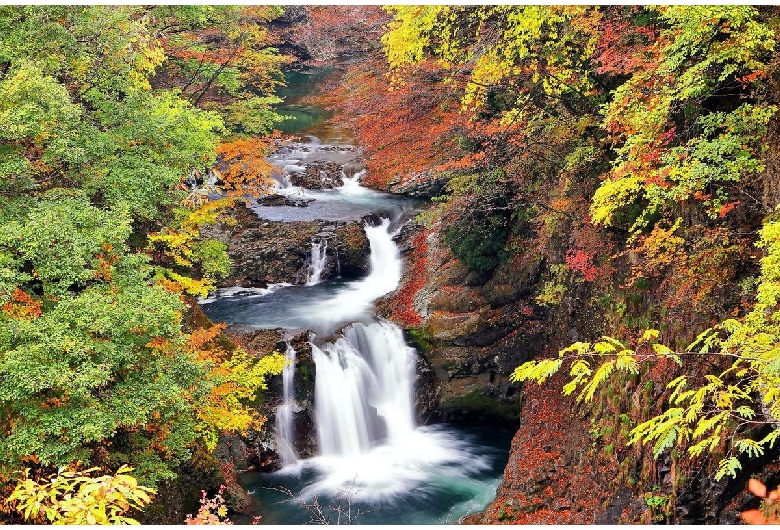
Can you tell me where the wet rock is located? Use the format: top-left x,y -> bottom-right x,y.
136,445 -> 226,524
361,212 -> 383,227
221,329 -> 318,473
342,160 -> 365,178
200,203 -> 371,287
413,351 -> 443,425
333,222 -> 370,278
387,170 -> 449,198
289,160 -> 344,189
380,221 -> 541,425
257,193 -> 314,207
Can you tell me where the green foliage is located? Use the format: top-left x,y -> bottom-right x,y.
83,92 -> 224,219
0,6 -> 288,491
444,208 -> 510,276
383,6 -> 600,109
148,200 -> 233,298
442,170 -> 512,276
593,6 -> 776,231
195,346 -> 287,452
535,264 -> 568,307
513,215 -> 780,480
0,197 -> 132,299
6,464 -> 155,525
643,491 -> 671,522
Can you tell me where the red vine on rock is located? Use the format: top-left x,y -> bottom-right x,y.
390,231 -> 429,326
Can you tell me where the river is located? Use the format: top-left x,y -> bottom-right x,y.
199,67 -> 512,525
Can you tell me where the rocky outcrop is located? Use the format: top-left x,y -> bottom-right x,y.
220,328 -> 318,473
136,446 -> 227,524
379,219 -> 545,426
201,203 -> 370,287
289,160 -> 344,189
465,372 -> 649,524
386,170 -> 448,198
257,194 -> 314,207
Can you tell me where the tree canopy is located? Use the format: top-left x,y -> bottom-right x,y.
330,5 -> 780,515
0,5 -> 287,501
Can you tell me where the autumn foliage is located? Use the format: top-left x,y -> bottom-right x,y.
215,137 -> 279,198
322,5 -> 780,523
389,230 -> 429,327
335,59 -> 468,189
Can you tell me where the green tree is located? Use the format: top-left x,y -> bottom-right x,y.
0,5 -> 287,492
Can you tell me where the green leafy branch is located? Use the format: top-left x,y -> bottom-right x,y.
6,464 -> 155,525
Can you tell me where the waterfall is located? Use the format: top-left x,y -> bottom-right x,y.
340,169 -> 366,195
305,239 -> 328,286
294,218 -> 401,334
262,215 -> 493,510
313,320 -> 415,456
275,344 -> 298,466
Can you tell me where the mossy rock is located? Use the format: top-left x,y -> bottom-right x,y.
136,444 -> 225,524
441,388 -> 519,423
405,326 -> 434,356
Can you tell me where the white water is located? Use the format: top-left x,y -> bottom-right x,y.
287,316 -> 494,504
305,239 -> 328,286
196,283 -> 291,305
294,218 -> 401,333
202,71 -> 511,524
275,344 -> 298,466
278,223 -> 495,506
313,320 -> 415,456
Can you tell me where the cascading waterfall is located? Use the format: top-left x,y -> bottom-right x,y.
200,71 -> 511,524
340,169 -> 366,195
305,239 -> 328,286
275,344 -> 298,466
312,320 -> 415,456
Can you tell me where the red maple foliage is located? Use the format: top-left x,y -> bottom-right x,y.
334,59 -> 468,189
565,249 -> 599,282
389,230 -> 429,326
593,7 -> 658,76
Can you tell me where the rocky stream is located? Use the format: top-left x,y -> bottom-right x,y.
198,67 -> 515,524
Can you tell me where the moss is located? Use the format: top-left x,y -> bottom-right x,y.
441,388 -> 519,422
298,362 -> 310,384
405,326 -> 434,356
336,222 -> 369,263
136,443 -> 224,524
497,505 -> 515,522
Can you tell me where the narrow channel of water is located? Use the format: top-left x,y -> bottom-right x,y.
200,66 -> 512,525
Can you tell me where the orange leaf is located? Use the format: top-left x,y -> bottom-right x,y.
741,509 -> 767,525
749,478 -> 767,498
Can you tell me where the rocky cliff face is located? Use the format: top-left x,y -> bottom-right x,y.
378,208 -> 777,524
378,218 -> 546,426
222,328 -> 318,473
